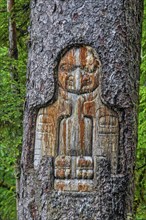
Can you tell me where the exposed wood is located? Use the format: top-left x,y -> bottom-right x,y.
34,46 -> 119,192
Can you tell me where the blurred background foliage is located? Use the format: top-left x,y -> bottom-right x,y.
0,0 -> 145,219
134,0 -> 146,219
0,0 -> 29,219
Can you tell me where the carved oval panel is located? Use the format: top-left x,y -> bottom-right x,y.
34,45 -> 119,192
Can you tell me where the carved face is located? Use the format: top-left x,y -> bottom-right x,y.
58,46 -> 100,94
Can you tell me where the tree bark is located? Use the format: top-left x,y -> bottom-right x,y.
18,0 -> 143,219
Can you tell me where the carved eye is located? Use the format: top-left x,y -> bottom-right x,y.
84,65 -> 97,73
84,67 -> 94,73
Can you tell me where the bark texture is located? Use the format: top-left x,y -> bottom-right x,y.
18,0 -> 143,219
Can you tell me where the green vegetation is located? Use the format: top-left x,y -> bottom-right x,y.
0,0 -> 29,219
134,1 -> 146,219
0,0 -> 145,219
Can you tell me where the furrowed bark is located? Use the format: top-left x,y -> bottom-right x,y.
18,1 -> 143,219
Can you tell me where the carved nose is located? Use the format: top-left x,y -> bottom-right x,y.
75,68 -> 82,91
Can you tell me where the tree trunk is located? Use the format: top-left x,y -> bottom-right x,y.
7,0 -> 20,90
18,0 -> 143,219
7,0 -> 18,58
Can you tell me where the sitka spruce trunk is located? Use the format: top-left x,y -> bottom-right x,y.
18,0 -> 143,219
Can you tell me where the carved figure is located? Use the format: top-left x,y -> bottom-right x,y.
34,46 -> 119,192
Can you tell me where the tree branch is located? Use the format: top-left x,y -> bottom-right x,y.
0,181 -> 15,191
137,164 -> 146,170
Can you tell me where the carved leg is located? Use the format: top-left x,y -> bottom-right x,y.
54,155 -> 94,192
55,155 -> 71,179
76,156 -> 94,179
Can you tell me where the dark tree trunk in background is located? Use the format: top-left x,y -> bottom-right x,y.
7,0 -> 20,91
7,0 -> 20,218
7,0 -> 18,83
18,0 -> 143,219
7,0 -> 18,59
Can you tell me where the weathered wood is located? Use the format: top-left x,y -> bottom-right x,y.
18,0 -> 143,219
34,46 -> 119,192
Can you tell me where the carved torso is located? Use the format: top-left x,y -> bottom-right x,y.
34,46 -> 119,192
